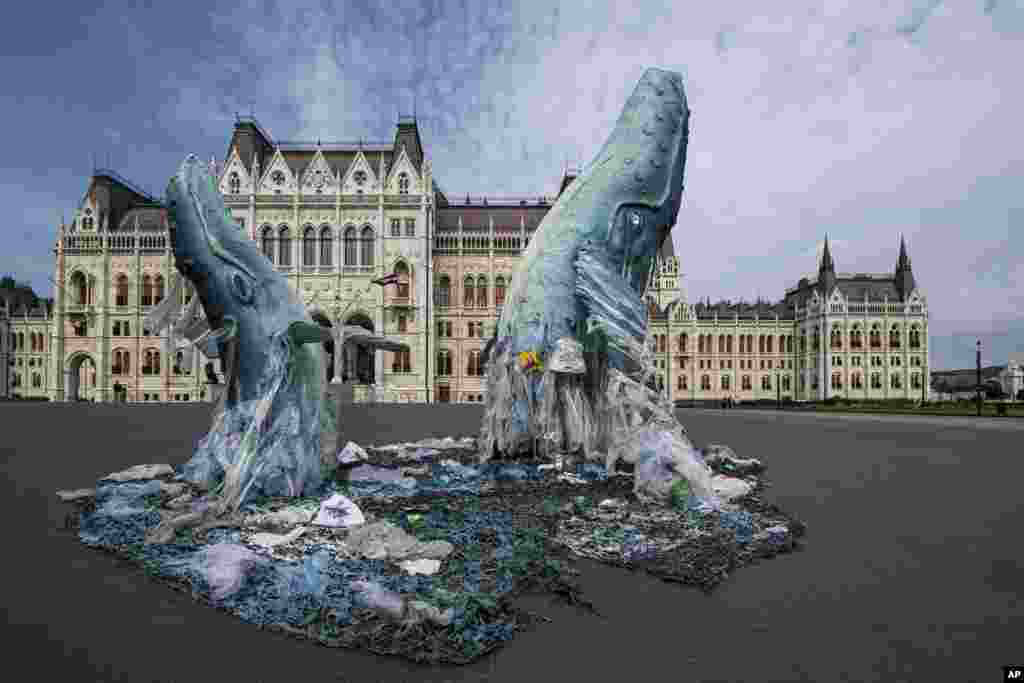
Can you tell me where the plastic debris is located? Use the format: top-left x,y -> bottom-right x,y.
399,558 -> 442,576
181,543 -> 268,601
348,464 -> 416,489
248,526 -> 307,549
344,521 -> 454,562
248,506 -> 314,530
718,510 -> 756,544
701,444 -> 764,476
337,442 -> 368,465
628,426 -> 717,505
312,493 -> 365,528
351,580 -> 406,620
406,600 -> 455,626
56,488 -> 96,502
548,337 -> 586,374
101,464 -> 174,483
711,475 -> 754,501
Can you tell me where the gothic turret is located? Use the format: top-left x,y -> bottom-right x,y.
894,234 -> 916,301
818,234 -> 836,295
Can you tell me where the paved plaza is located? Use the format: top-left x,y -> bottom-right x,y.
1,402 -> 1021,682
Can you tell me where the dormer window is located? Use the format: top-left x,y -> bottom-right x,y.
229,172 -> 241,194
272,170 -> 285,194
354,170 -> 367,187
82,208 -> 94,231
398,172 -> 409,194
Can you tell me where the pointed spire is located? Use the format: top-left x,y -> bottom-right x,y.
819,233 -> 835,273
897,234 -> 911,270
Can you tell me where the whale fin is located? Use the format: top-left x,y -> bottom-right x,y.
574,242 -> 648,373
287,321 -> 333,346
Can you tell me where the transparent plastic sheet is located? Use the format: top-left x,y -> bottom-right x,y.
548,337 -> 585,374
558,376 -> 592,457
142,272 -> 184,337
536,371 -> 562,458
180,328 -> 324,509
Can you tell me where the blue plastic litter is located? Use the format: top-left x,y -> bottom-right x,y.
718,509 -> 756,544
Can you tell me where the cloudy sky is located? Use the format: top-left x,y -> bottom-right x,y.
2,0 -> 1021,370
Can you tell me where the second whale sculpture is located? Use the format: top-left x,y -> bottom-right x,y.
480,67 -> 718,504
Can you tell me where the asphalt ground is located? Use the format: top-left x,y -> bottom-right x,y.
2,402 -> 1021,683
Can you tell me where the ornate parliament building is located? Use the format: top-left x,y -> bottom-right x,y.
2,115 -> 930,403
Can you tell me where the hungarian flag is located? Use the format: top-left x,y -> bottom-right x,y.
372,272 -> 401,287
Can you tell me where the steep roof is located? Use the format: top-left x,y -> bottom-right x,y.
691,299 -> 796,321
436,200 -> 551,232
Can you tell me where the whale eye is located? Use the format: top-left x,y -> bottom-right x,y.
231,272 -> 253,304
629,212 -> 642,227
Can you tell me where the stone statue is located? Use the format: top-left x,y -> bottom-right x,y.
479,68 -> 716,504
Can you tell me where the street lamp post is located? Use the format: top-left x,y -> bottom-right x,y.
976,339 -> 982,417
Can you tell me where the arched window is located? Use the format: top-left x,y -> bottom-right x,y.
701,374 -> 711,390
778,334 -> 785,353
466,349 -> 482,376
786,335 -> 793,353
112,349 -> 130,375
141,275 -> 153,307
852,372 -> 863,389
115,274 -> 129,307
32,373 -> 41,388
278,226 -> 292,267
390,349 -> 412,373
360,226 -> 374,267
831,372 -> 842,389
909,325 -> 920,349
678,333 -> 688,352
153,275 -> 165,305
398,172 -> 410,194
716,334 -> 723,354
463,276 -> 475,308
437,350 -> 452,376
394,261 -> 410,300
343,226 -> 358,266
870,324 -> 882,349
726,335 -> 733,353
70,272 -> 88,305
435,275 -> 451,307
142,349 -> 161,375
302,226 -> 316,266
678,375 -> 687,390
889,324 -> 901,349
767,335 -> 774,353
759,335 -> 765,354
850,325 -> 862,349
229,172 -> 240,194
477,275 -> 488,307
742,375 -> 752,390
261,225 -> 275,263
495,276 -> 506,307
812,331 -> 820,351
891,372 -> 902,389
830,326 -> 842,350
16,332 -> 24,350
319,226 -> 333,266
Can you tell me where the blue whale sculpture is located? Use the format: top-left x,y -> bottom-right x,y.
159,156 -> 336,514
480,68 -> 716,503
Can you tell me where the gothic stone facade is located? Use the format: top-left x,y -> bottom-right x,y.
8,117 -> 929,403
